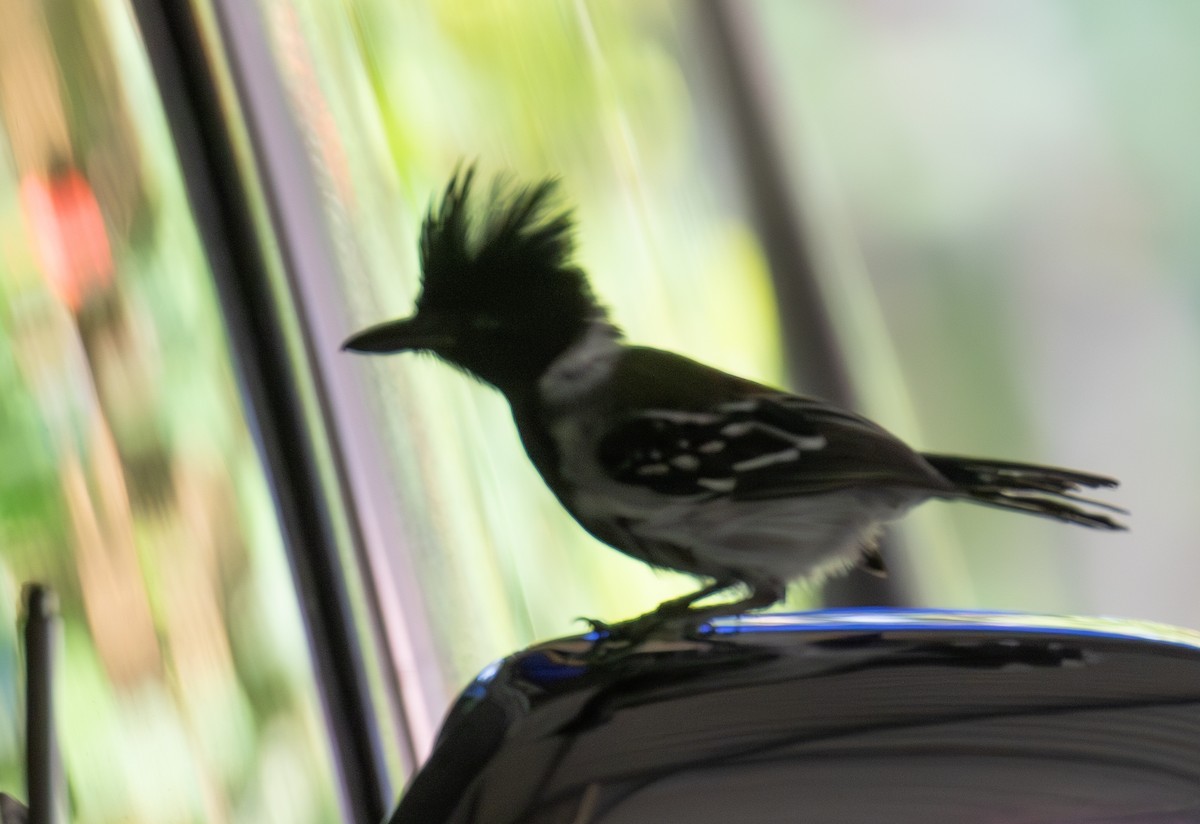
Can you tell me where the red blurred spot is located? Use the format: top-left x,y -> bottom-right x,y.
20,167 -> 114,312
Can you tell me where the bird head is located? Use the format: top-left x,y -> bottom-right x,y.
343,167 -> 612,396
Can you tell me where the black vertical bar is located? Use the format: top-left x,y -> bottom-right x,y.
692,2 -> 899,606
692,2 -> 855,406
125,1 -> 390,821
22,584 -> 60,824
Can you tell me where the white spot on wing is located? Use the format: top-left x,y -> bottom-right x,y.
733,448 -> 802,472
724,418 -> 829,452
636,463 -> 669,476
697,477 -> 736,492
671,455 -> 700,470
644,410 -> 720,425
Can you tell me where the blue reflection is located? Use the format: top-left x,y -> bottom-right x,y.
706,608 -> 1200,652
515,651 -> 589,684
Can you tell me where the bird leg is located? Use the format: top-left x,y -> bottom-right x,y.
577,580 -> 733,649
580,579 -> 786,662
650,580 -> 737,620
674,581 -> 785,625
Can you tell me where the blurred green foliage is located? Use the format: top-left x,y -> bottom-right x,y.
0,0 -> 339,821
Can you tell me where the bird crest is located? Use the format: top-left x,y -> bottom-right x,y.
416,166 -> 606,327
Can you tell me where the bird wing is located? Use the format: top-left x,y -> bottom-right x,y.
597,348 -> 947,500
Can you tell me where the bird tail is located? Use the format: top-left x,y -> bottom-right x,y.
921,454 -> 1127,530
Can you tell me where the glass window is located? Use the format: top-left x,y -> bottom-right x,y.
239,0 -> 1200,766
0,1 -> 340,821
234,0 -> 797,762
745,0 -> 1200,618
12,3 -> 1194,815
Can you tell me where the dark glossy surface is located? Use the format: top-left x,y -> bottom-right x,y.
388,609 -> 1200,824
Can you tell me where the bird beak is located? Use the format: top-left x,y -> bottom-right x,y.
341,315 -> 456,354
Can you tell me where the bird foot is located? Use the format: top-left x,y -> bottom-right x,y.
575,607 -> 710,664
575,582 -> 786,664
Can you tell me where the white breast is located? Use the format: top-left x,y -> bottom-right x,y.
629,491 -> 916,585
538,323 -> 674,519
537,321 -> 622,406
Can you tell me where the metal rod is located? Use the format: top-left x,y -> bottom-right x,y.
22,585 -> 60,824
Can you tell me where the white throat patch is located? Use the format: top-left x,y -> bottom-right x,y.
538,321 -> 622,406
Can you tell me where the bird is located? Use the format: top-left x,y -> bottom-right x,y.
343,167 -> 1125,640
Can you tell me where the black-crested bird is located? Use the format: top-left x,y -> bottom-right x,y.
344,168 -> 1125,637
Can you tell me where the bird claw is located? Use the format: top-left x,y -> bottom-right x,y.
576,608 -> 708,664
575,616 -> 619,638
